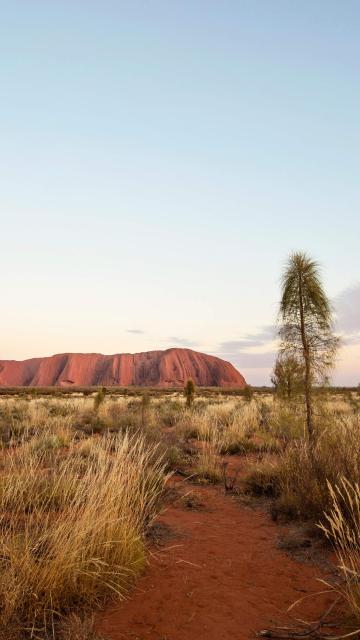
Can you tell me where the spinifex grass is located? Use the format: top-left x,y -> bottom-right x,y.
320,478 -> 360,622
0,432 -> 167,634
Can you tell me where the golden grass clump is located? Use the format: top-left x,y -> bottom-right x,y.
0,397 -> 167,634
194,443 -> 223,483
320,478 -> 360,621
217,402 -> 261,455
175,399 -> 263,454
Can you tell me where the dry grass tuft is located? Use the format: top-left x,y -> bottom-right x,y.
0,396 -> 168,635
320,478 -> 360,621
58,613 -> 107,640
194,444 -> 223,483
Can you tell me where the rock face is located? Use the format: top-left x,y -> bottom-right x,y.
0,348 -> 246,388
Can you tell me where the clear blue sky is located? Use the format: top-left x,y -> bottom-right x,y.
1,1 -> 359,384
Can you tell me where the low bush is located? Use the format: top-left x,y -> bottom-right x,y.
243,462 -> 281,497
219,436 -> 258,455
277,415 -> 360,520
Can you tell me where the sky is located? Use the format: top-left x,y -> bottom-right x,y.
0,1 -> 359,385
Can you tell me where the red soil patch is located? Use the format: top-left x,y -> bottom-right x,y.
97,477 -> 339,640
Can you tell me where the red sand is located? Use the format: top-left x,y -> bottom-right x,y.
0,348 -> 246,388
97,478 -> 338,640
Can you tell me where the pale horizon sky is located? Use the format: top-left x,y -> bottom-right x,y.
1,1 -> 359,385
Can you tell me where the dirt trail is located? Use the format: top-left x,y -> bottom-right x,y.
97,474 -> 338,640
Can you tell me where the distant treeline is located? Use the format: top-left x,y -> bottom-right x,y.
0,385 -> 358,397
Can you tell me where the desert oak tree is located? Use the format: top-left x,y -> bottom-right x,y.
278,252 -> 339,440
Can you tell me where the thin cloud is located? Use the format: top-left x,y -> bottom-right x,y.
216,325 -> 277,371
220,339 -> 265,350
334,284 -> 360,333
228,351 -> 277,369
126,329 -> 144,334
248,325 -> 277,342
218,325 -> 277,355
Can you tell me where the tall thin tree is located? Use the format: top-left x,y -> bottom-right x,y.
278,252 -> 339,441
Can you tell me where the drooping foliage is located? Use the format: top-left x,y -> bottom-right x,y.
278,252 -> 339,438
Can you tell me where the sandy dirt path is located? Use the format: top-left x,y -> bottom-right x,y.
97,476 -> 338,640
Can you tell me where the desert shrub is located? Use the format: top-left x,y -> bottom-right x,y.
242,384 -> 254,402
243,462 -> 281,497
219,435 -> 258,455
29,428 -> 72,454
101,399 -> 126,424
180,491 -> 205,510
259,400 -> 272,431
275,415 -> 360,520
162,445 -> 185,471
0,401 -> 31,444
140,391 -> 151,425
193,397 -> 211,411
75,411 -> 109,435
93,387 -> 107,413
28,400 -> 54,429
45,399 -> 76,417
0,400 -> 29,423
267,400 -> 305,443
159,400 -> 183,427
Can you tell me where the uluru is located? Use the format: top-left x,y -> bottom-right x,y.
0,348 -> 246,388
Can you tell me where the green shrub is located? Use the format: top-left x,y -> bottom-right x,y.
243,463 -> 281,497
276,416 -> 360,520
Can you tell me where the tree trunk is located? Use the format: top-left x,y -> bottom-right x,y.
298,275 -> 313,442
